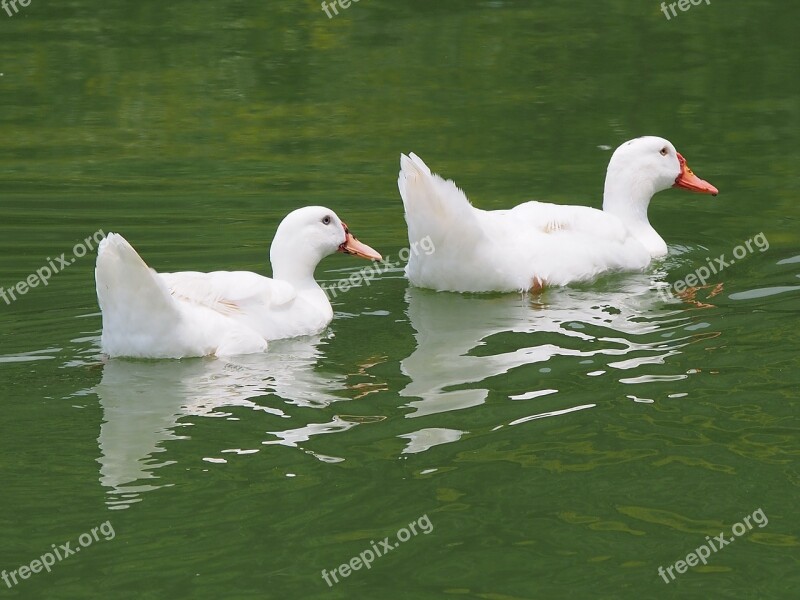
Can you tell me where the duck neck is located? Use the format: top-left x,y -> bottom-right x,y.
270,241 -> 323,289
602,174 -> 667,257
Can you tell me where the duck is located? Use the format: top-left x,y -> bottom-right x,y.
95,206 -> 381,359
398,136 -> 718,293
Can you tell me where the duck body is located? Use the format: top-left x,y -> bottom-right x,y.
405,198 -> 651,293
399,137 -> 718,293
95,207 -> 381,359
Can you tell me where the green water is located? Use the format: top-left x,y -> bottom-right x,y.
1,1 -> 799,598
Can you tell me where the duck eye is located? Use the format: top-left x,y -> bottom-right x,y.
322,215 -> 331,225
660,147 -> 669,156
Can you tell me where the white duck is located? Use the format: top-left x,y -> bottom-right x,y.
398,136 -> 718,293
95,206 -> 381,359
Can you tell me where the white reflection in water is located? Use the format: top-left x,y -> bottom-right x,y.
84,270 -> 725,506
399,427 -> 467,454
92,337 -> 346,509
400,275 -> 706,420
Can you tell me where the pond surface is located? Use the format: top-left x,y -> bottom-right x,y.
1,1 -> 798,598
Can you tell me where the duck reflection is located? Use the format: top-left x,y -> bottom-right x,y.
94,337 -> 346,509
399,275 -> 705,419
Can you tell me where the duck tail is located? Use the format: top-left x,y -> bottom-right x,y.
95,233 -> 181,356
398,153 -> 482,248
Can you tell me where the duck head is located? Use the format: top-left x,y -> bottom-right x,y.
270,206 -> 381,283
604,136 -> 718,203
602,136 -> 718,256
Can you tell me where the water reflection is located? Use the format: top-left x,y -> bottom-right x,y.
87,269 -> 732,508
399,275 -> 712,420
93,337 -> 346,509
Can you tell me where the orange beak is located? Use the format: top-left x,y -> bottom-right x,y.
338,222 -> 382,260
673,153 -> 719,196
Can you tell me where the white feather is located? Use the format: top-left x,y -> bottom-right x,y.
95,207 -> 378,358
398,137 -> 714,292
